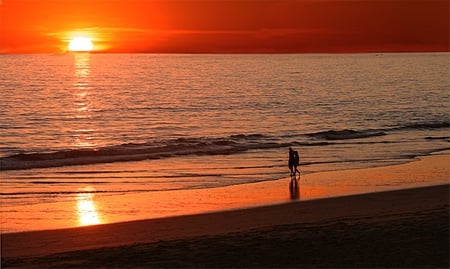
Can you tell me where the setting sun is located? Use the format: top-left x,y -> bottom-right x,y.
68,37 -> 94,52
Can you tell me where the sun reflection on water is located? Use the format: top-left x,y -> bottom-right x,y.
76,187 -> 101,226
72,53 -> 97,148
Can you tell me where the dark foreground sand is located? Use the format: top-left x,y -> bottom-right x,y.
2,184 -> 449,268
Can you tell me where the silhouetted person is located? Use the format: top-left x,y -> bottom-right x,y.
288,147 -> 300,177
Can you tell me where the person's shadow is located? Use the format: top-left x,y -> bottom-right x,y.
289,177 -> 300,200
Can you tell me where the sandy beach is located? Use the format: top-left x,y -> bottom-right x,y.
2,153 -> 449,268
2,181 -> 449,268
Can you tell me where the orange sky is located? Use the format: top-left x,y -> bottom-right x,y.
0,0 -> 448,53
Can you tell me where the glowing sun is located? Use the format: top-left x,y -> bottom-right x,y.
68,37 -> 94,52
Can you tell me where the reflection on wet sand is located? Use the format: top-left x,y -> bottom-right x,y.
289,178 -> 300,200
76,188 -> 100,226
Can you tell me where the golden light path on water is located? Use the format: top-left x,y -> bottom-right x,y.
72,53 -> 97,148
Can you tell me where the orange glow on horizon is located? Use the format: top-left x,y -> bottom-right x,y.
0,0 -> 448,54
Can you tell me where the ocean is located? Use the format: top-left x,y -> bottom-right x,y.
1,53 -> 449,232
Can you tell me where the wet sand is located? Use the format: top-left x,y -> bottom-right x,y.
2,153 -> 449,234
2,183 -> 449,268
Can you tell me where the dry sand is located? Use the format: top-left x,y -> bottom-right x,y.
2,183 -> 449,268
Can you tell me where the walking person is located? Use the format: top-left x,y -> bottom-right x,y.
288,147 -> 300,178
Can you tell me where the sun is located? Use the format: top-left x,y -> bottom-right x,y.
68,37 -> 94,52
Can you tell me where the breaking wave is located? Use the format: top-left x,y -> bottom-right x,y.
306,121 -> 449,141
0,134 -> 292,171
1,121 -> 448,171
306,129 -> 386,140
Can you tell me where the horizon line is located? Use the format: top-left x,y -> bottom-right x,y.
2,50 -> 450,55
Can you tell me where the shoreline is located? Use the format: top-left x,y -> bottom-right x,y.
1,152 -> 449,234
2,184 -> 449,268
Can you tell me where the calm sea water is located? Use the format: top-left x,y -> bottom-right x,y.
1,53 -> 449,232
